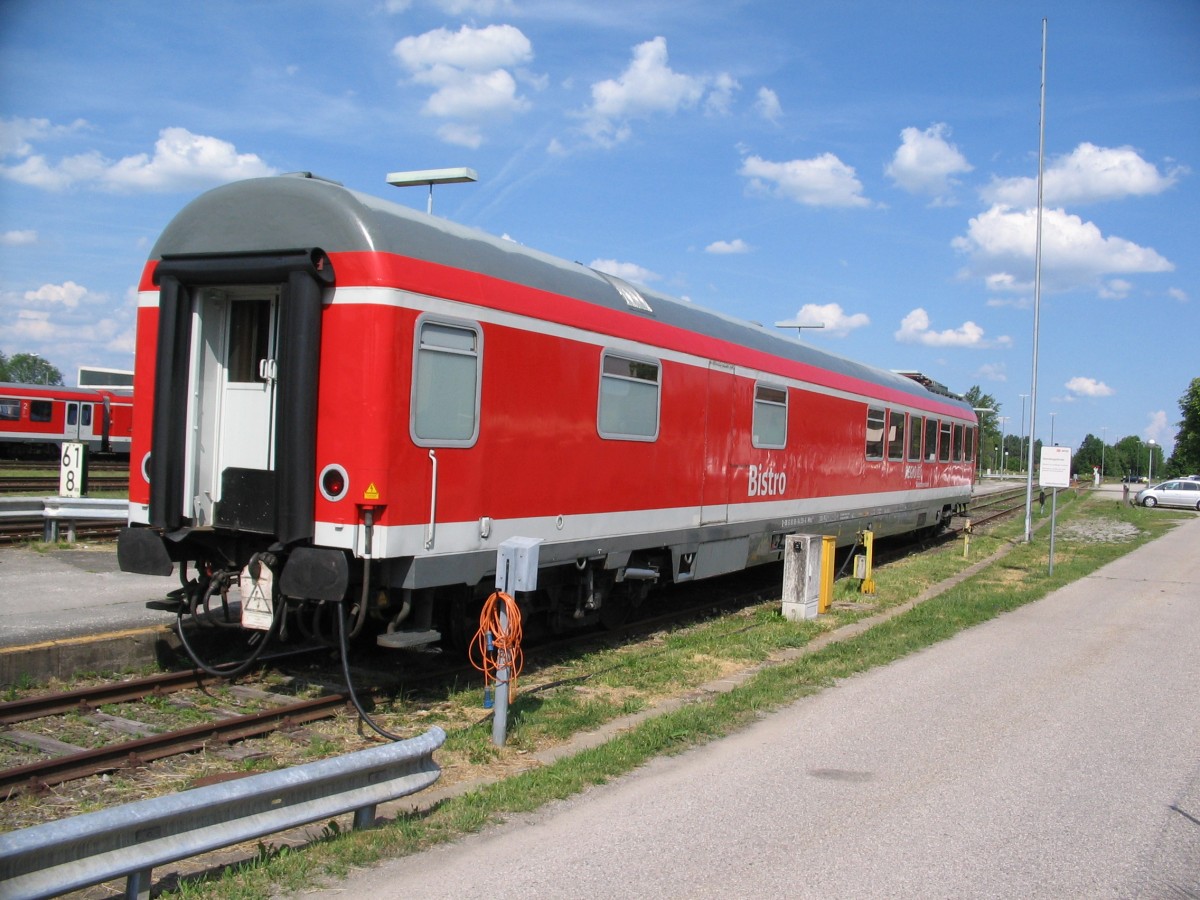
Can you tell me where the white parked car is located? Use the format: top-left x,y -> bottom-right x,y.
1136,479 -> 1200,510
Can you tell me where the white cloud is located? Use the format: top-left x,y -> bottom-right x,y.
885,123 -> 972,203
705,238 -> 751,255
982,143 -> 1184,207
740,153 -> 870,208
1,229 -> 37,246
894,307 -> 1010,348
24,281 -> 88,309
394,24 -> 534,145
1098,278 -> 1132,299
1065,376 -> 1114,398
754,87 -> 782,123
952,204 -> 1173,294
395,23 -> 531,73
784,302 -> 869,337
579,37 -> 735,146
705,73 -> 740,116
0,116 -> 88,157
589,258 -> 659,284
1146,410 -> 1170,446
0,126 -> 276,192
975,362 -> 1007,382
1167,287 -> 1188,303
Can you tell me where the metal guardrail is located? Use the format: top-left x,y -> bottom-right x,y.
0,726 -> 446,900
0,496 -> 128,542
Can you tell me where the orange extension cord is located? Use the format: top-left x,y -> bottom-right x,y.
469,591 -> 525,698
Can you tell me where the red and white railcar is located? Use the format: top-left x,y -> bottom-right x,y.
118,173 -> 976,644
0,382 -> 132,459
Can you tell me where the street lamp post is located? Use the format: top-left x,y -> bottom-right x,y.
386,167 -> 478,215
998,416 -> 1010,475
1100,425 -> 1107,482
1148,439 -> 1157,483
1019,393 -> 1028,475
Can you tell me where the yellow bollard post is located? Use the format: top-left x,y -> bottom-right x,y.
819,534 -> 836,613
857,528 -> 876,595
962,518 -> 972,559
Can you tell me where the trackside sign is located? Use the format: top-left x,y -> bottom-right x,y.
1040,446 -> 1072,489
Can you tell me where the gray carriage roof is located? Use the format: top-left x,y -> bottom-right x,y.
151,173 -> 971,413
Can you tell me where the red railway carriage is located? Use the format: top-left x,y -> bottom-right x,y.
118,173 -> 976,646
0,382 -> 132,459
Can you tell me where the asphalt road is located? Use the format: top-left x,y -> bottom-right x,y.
337,512 -> 1200,899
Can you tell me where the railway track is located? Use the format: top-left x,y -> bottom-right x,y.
0,521 -> 122,546
0,663 -> 352,798
0,475 -> 128,494
0,460 -> 128,472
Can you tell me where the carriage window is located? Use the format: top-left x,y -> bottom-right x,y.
227,299 -> 273,384
30,400 -> 52,423
888,410 -> 906,461
925,418 -> 938,462
412,319 -> 482,446
82,405 -> 93,426
0,398 -> 18,421
598,352 -> 660,440
752,383 -> 788,449
964,426 -> 975,463
953,423 -> 964,461
865,406 -> 886,460
938,420 -> 952,462
908,415 -> 924,461
67,404 -> 78,426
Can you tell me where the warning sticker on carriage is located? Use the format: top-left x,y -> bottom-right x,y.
240,564 -> 275,631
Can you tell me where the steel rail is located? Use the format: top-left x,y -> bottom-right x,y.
0,693 -> 350,796
0,669 -> 220,726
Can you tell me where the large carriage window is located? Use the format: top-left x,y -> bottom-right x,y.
865,406 -> 886,460
67,404 -> 78,426
82,405 -> 93,426
924,418 -> 938,462
412,319 -> 482,446
938,420 -> 952,462
30,400 -> 52,423
952,423 -> 964,461
0,398 -> 19,421
598,352 -> 660,440
908,415 -> 924,461
887,410 -> 906,461
964,426 -> 975,463
752,383 -> 787,449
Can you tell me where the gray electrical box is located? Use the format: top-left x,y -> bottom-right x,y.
496,536 -> 543,593
782,533 -> 822,621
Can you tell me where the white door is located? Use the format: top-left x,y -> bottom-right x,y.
185,286 -> 279,526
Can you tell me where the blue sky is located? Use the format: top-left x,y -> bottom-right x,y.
1,0 -> 1196,457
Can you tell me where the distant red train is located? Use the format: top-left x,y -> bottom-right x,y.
118,173 -> 977,650
0,382 -> 133,459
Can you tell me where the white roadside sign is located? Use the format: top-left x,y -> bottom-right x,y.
1040,445 -> 1072,489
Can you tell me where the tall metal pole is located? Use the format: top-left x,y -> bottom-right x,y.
1023,18 -> 1048,543
1019,393 -> 1028,474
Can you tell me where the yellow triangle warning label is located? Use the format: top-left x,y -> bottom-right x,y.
364,483 -> 379,500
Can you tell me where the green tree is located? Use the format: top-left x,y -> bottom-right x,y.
1170,378 -> 1200,475
1111,435 -> 1162,481
3,352 -> 63,385
1074,433 -> 1106,477
0,351 -> 8,381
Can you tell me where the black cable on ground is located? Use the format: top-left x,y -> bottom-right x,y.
175,560 -> 280,679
